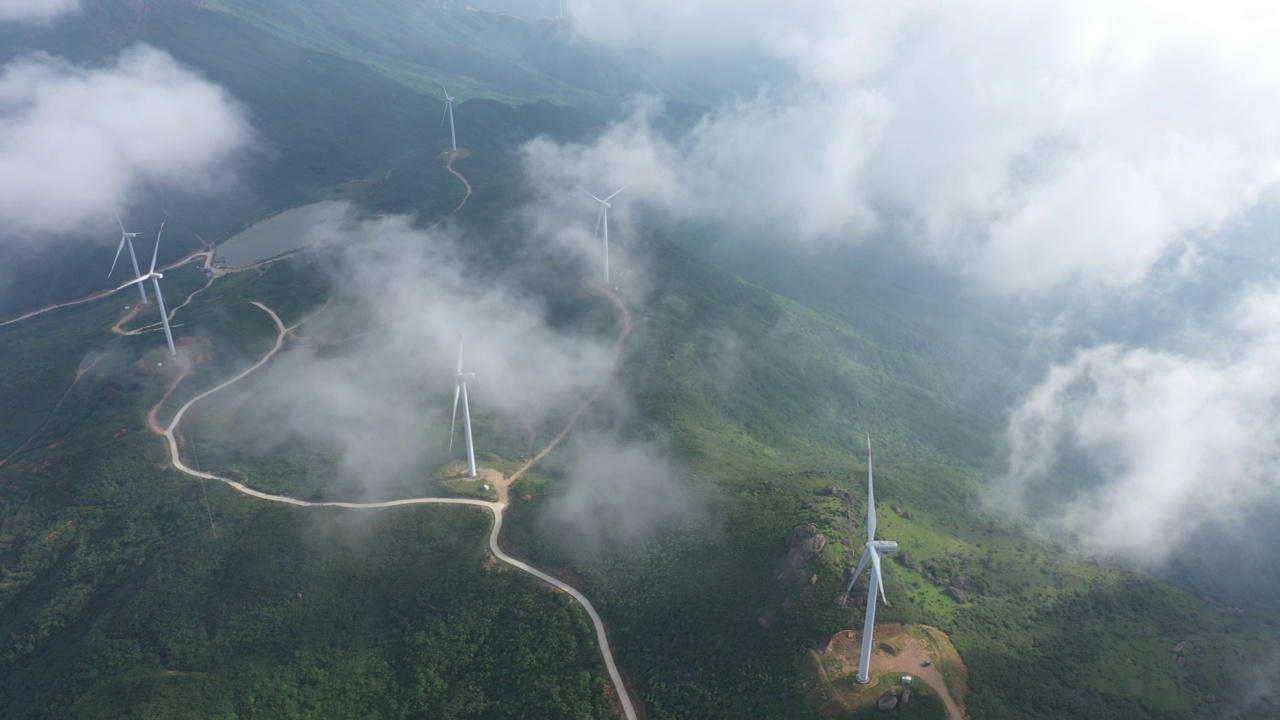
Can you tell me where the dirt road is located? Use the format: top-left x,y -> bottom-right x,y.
150,300 -> 639,720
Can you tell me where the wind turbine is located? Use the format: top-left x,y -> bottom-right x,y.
110,213 -> 148,304
841,434 -> 898,684
116,222 -> 177,357
577,180 -> 635,285
441,82 -> 458,153
449,336 -> 477,478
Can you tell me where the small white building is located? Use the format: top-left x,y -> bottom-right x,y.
901,675 -> 914,685
482,484 -> 491,491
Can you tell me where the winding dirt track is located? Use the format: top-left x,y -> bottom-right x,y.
508,285 -> 632,485
445,152 -> 473,213
154,301 -> 638,720
5,161 -> 636,718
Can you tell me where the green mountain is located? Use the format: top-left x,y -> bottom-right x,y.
0,4 -> 1275,720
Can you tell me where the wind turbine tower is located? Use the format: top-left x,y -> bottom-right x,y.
116,222 -> 177,357
450,336 -> 477,478
441,83 -> 458,153
110,214 -> 148,304
841,434 -> 899,684
578,180 -> 635,285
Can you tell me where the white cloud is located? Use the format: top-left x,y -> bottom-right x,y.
236,218 -> 619,494
998,284 -> 1280,563
561,0 -> 1280,295
0,45 -> 255,241
0,0 -> 78,24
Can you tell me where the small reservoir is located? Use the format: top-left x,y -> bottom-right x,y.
215,201 -> 352,268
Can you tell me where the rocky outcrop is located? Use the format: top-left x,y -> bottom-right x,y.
823,485 -> 854,501
877,692 -> 899,711
787,523 -> 828,568
946,586 -> 968,603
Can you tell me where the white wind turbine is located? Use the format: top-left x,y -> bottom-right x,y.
116,222 -> 177,357
441,82 -> 458,153
578,180 -> 635,285
110,213 -> 148,304
841,434 -> 899,684
449,336 -> 477,478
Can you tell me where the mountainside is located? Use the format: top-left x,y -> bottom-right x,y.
0,5 -> 1276,720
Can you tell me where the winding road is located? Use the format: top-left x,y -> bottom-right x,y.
153,300 -> 638,720
5,158 -> 638,719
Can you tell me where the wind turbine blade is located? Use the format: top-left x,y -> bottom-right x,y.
450,383 -> 461,449
456,336 -> 465,375
594,206 -> 604,239
149,222 -> 165,274
576,186 -> 605,204
841,546 -> 873,605
603,178 -> 637,202
116,212 -> 127,236
109,236 -> 127,277
870,549 -> 888,605
441,81 -> 449,97
867,434 -> 876,543
115,276 -> 147,292
441,102 -> 449,127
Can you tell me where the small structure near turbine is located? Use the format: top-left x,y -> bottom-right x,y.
841,434 -> 899,684
578,180 -> 635,285
109,213 -> 148,304
116,222 -> 177,357
449,335 -> 477,478
441,82 -> 458,153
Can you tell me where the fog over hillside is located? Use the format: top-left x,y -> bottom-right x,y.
549,0 -> 1280,597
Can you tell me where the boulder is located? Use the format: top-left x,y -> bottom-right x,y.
877,693 -> 899,711
787,523 -> 819,544
946,586 -> 968,603
788,534 -> 828,568
823,485 -> 854,501
900,688 -> 911,705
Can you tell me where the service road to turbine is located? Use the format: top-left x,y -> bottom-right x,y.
150,300 -> 639,720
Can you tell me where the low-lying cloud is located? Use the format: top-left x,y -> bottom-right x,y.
559,0 -> 1280,296
0,0 -> 78,24
997,284 -> 1280,564
0,45 -> 255,241
234,217 -> 617,493
542,432 -> 697,550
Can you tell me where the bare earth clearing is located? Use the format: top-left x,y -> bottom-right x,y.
812,624 -> 969,720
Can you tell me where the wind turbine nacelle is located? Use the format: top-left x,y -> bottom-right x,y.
871,540 -> 899,554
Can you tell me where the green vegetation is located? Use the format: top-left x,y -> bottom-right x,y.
0,267 -> 609,720
1,4 -> 1276,719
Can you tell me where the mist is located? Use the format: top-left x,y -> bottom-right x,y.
998,285 -> 1280,566
541,431 -> 698,553
548,0 -> 1280,578
0,45 -> 255,243
0,0 -> 78,24
223,217 -> 614,493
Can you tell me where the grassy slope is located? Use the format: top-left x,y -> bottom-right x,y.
496,243 -> 1277,720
